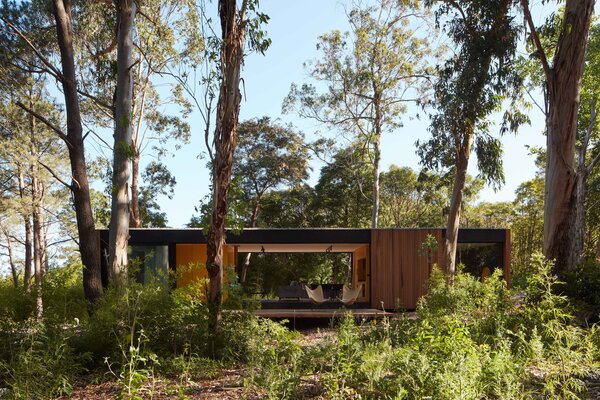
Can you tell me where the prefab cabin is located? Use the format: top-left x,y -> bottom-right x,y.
98,228 -> 510,311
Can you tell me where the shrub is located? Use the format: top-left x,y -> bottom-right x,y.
245,318 -> 302,399
0,321 -> 84,399
563,260 -> 600,320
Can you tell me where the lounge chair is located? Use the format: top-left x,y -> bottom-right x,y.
339,283 -> 363,306
304,284 -> 327,305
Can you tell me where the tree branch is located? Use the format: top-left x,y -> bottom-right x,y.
442,0 -> 475,37
38,160 -> 73,190
14,101 -> 73,149
583,98 -> 597,151
1,18 -> 65,82
77,89 -> 113,111
520,0 -> 551,80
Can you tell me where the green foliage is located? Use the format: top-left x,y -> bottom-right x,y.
253,256 -> 599,399
311,145 -> 374,228
380,166 -> 447,228
0,255 -> 599,398
321,314 -> 363,398
233,117 -> 309,225
563,260 -> 600,319
106,329 -> 159,400
245,319 -> 302,400
0,322 -> 84,400
74,281 -> 209,366
418,0 -> 523,191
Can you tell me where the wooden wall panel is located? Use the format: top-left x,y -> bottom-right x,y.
351,245 -> 370,301
176,244 -> 208,288
370,229 -> 444,310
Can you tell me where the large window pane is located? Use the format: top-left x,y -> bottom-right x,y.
456,243 -> 503,278
129,245 -> 169,284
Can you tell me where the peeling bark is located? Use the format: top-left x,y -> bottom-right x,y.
538,0 -> 595,274
206,0 -> 248,336
129,148 -> 141,227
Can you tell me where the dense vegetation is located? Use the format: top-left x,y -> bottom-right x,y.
0,256 -> 598,399
1,0 -> 600,398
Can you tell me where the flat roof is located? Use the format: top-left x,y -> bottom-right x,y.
98,227 -> 508,245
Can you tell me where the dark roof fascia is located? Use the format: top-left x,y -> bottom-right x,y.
98,228 -> 373,245
453,228 -> 507,243
98,227 -> 508,245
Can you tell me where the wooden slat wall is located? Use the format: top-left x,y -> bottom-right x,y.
370,229 -> 444,310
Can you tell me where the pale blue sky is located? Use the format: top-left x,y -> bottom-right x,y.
143,0 -> 558,228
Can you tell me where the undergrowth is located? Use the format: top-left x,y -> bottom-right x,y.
0,254 -> 598,399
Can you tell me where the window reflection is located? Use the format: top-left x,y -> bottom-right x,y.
128,245 -> 169,284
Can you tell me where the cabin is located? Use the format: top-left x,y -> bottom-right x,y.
98,228 -> 510,314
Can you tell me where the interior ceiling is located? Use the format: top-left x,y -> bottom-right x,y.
233,243 -> 367,253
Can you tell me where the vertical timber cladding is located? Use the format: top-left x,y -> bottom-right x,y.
370,229 -> 444,310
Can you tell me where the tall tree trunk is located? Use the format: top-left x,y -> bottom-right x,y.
41,216 -> 48,274
129,148 -> 141,228
18,168 -> 32,292
3,230 -> 18,288
372,133 -> 381,228
53,0 -> 103,306
239,201 -> 260,283
445,134 -> 472,275
108,0 -> 136,284
371,92 -> 382,228
541,0 -> 594,274
570,101 -> 598,268
206,0 -> 247,337
129,71 -> 148,229
570,165 -> 587,268
32,173 -> 44,319
30,102 -> 45,318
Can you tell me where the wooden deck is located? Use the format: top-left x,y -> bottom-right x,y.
258,299 -> 369,310
254,308 -> 393,319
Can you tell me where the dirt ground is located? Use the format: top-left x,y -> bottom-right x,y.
59,325 -> 600,399
62,327 -> 334,400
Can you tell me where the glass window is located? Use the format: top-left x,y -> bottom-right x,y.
456,243 -> 503,279
128,245 -> 169,285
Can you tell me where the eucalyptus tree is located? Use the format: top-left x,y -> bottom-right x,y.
417,0 -> 522,275
569,24 -> 600,267
520,0 -> 595,273
107,0 -> 137,284
285,0 -> 433,228
204,0 -> 270,336
257,185 -> 316,228
233,117 -> 309,282
137,161 -> 176,227
126,0 -> 195,228
75,0 -> 192,233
